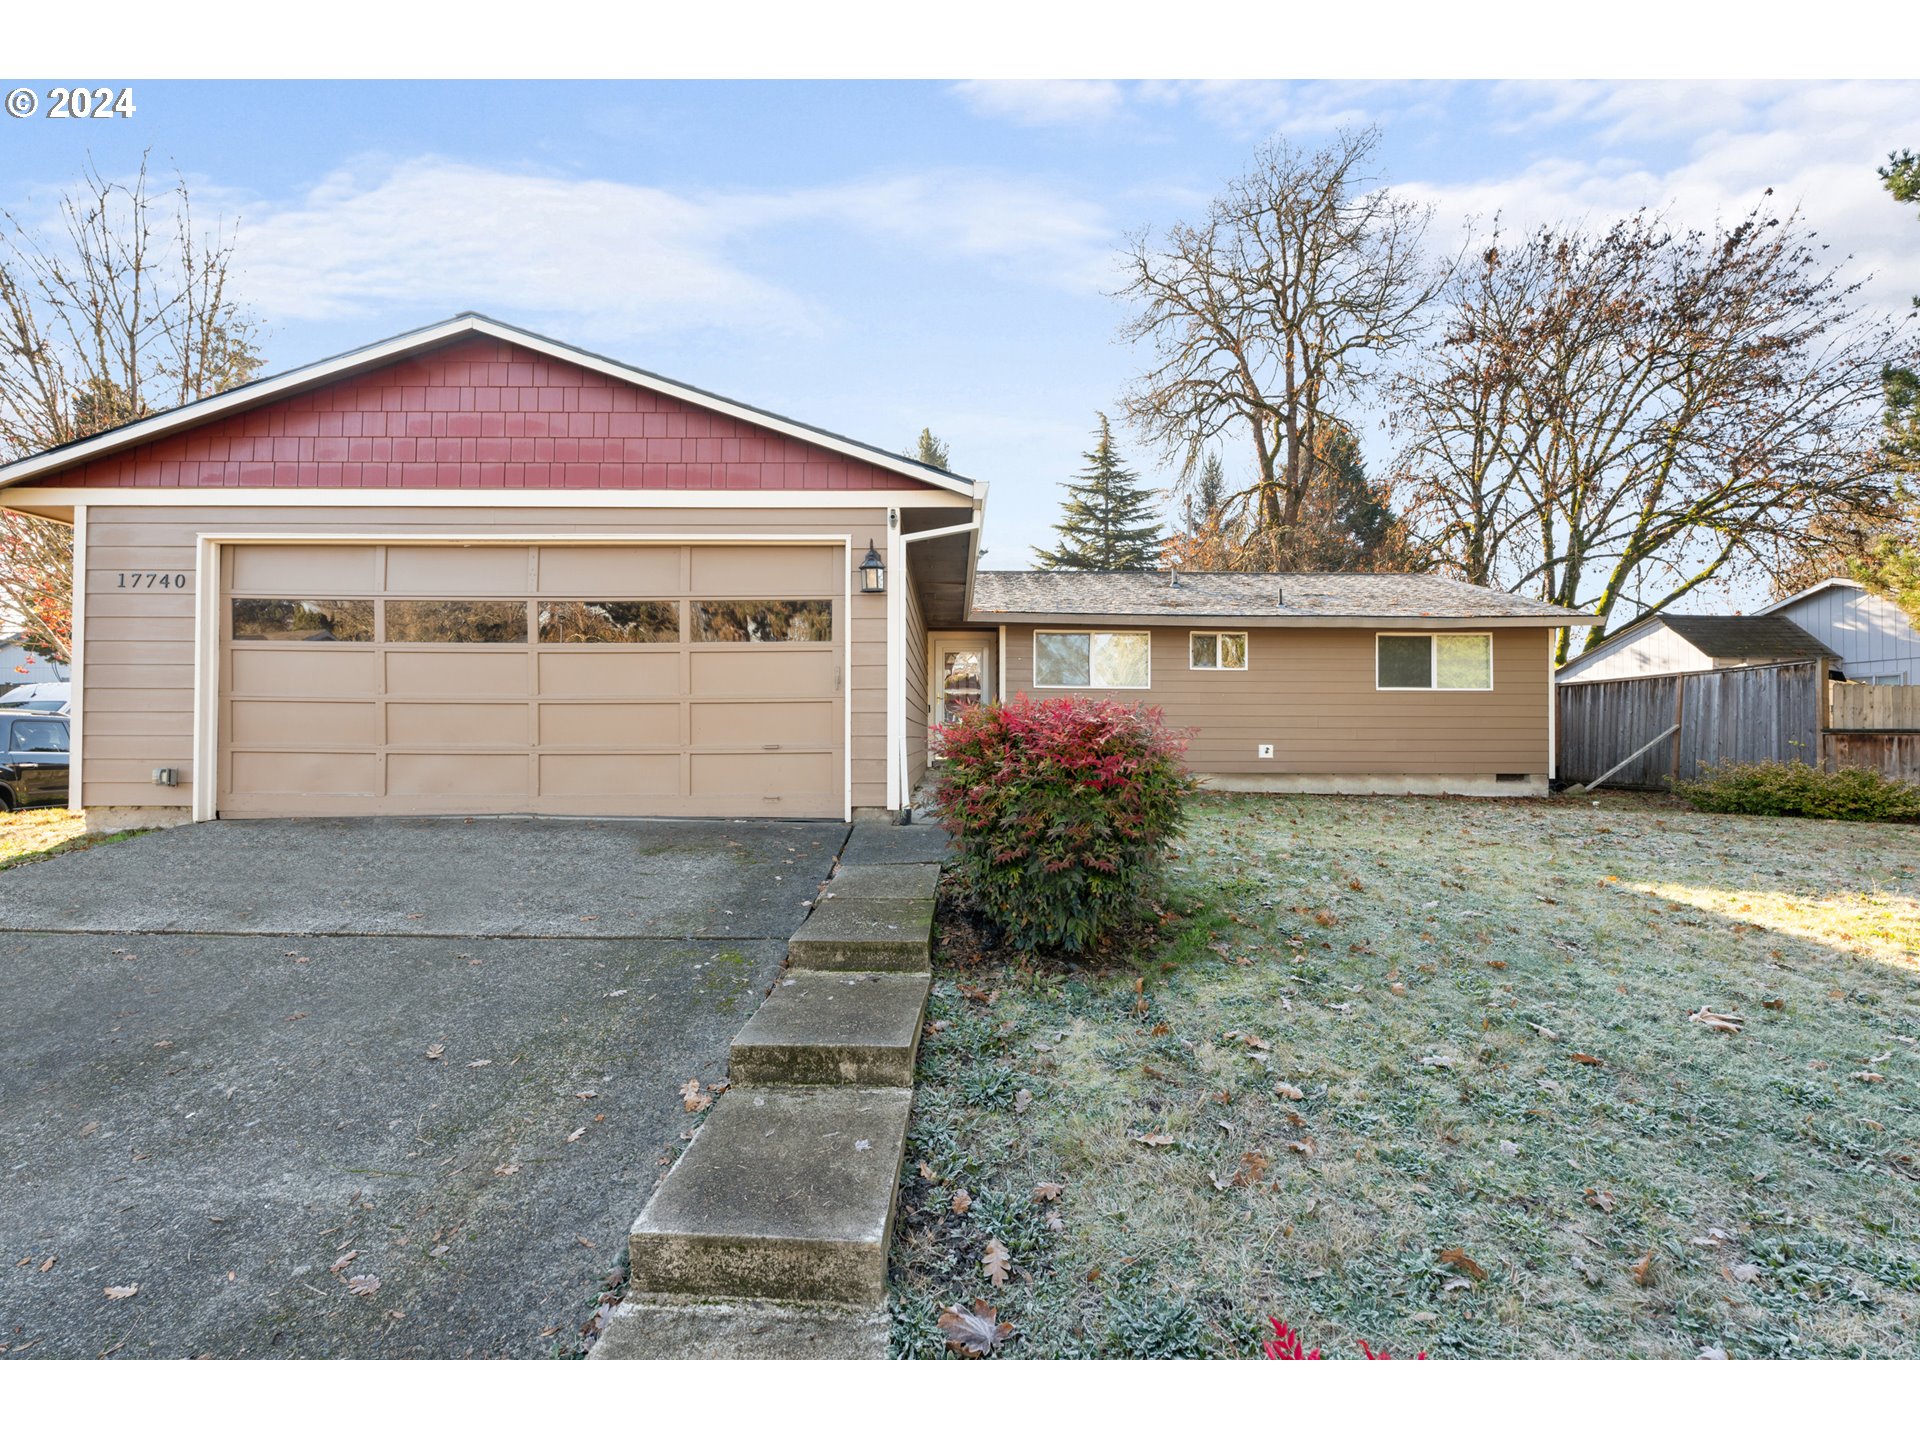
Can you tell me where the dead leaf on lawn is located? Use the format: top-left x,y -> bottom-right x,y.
680,1079 -> 713,1113
1629,1251 -> 1655,1287
982,1238 -> 1011,1287
938,1299 -> 1013,1358
345,1274 -> 381,1297
1852,1071 -> 1887,1083
1013,1089 -> 1033,1115
1032,1183 -> 1063,1203
918,1160 -> 939,1183
1150,1022 -> 1171,1037
1438,1248 -> 1488,1282
951,1188 -> 972,1215
1569,1053 -> 1605,1067
1584,1188 -> 1616,1214
1689,1007 -> 1745,1034
1285,1137 -> 1316,1156
957,983 -> 998,1007
1420,1055 -> 1456,1069
1273,1081 -> 1304,1101
1132,1133 -> 1176,1148
1762,997 -> 1786,1011
103,1284 -> 138,1300
1231,1151 -> 1271,1187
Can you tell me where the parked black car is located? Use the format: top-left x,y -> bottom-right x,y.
0,709 -> 69,810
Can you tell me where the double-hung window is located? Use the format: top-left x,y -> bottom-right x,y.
1033,630 -> 1151,689
1376,632 -> 1493,691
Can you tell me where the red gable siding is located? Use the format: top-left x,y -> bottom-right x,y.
63,336 -> 931,492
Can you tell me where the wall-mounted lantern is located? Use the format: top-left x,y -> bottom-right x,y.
858,539 -> 887,595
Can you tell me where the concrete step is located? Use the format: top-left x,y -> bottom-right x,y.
839,820 -> 953,867
820,862 -> 941,902
788,893 -> 934,971
630,1085 -> 912,1306
731,970 -> 930,1087
588,1298 -> 887,1360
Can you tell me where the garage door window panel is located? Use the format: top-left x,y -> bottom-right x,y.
693,600 -> 833,643
538,600 -> 680,644
231,599 -> 374,643
385,600 -> 530,644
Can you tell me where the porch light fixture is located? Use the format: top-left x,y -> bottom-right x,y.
858,539 -> 887,594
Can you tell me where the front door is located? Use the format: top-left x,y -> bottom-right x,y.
929,633 -> 995,734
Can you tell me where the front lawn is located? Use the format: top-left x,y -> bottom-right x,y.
0,807 -> 91,871
889,791 -> 1920,1359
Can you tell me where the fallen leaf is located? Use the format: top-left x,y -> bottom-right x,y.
574,1090 -> 598,1100
467,1059 -> 492,1069
1852,1071 -> 1887,1083
1689,1007 -> 1745,1034
1013,1089 -> 1033,1115
103,1284 -> 138,1300
1584,1188 -> 1616,1214
680,1079 -> 712,1113
328,1250 -> 359,1274
345,1274 -> 381,1297
565,1127 -> 587,1143
1728,1262 -> 1763,1283
1498,1140 -> 1521,1157
1762,998 -> 1786,1012
1132,1133 -> 1176,1147
1697,1345 -> 1728,1360
425,1044 -> 444,1060
1285,1137 -> 1316,1156
38,1256 -> 56,1273
493,1162 -> 520,1177
1149,1022 -> 1171,1037
982,1238 -> 1011,1287
1529,1023 -> 1559,1041
951,1188 -> 972,1215
938,1299 -> 1013,1358
1231,1151 -> 1270,1187
1629,1251 -> 1655,1287
1569,1053 -> 1605,1067
1273,1081 -> 1304,1100
1420,1055 -> 1456,1069
918,1160 -> 939,1183
1032,1183 -> 1063,1203
1438,1248 -> 1487,1282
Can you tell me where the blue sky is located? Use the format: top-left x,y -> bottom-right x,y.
4,79 -> 1916,570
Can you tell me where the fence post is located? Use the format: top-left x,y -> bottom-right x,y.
1670,673 -> 1686,786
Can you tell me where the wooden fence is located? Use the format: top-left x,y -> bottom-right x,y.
1828,682 -> 1920,733
1557,661 -> 1825,789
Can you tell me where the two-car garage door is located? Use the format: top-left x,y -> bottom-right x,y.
216,542 -> 846,819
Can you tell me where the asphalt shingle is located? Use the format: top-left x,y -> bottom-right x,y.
969,569 -> 1591,622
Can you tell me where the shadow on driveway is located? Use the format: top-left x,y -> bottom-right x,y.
0,817 -> 846,1358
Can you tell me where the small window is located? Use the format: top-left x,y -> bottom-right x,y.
1376,632 -> 1493,691
1189,631 -> 1248,671
9,720 -> 66,753
231,599 -> 374,643
539,600 -> 680,644
385,600 -> 529,644
1032,631 -> 1152,689
693,600 -> 833,643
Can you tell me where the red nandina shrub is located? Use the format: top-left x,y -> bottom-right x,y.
1263,1316 -> 1426,1360
934,694 -> 1194,954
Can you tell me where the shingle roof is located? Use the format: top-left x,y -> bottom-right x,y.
1657,614 -> 1839,661
969,570 -> 1593,623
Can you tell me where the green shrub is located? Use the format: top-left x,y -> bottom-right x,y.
935,694 -> 1196,953
1675,760 -> 1920,822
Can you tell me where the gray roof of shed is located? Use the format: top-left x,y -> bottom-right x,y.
1655,614 -> 1839,661
969,570 -> 1592,623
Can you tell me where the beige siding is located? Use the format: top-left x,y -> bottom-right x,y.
1001,623 -> 1551,777
79,504 -> 892,813
903,571 -> 930,790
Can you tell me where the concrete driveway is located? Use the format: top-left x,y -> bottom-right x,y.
0,816 -> 846,1358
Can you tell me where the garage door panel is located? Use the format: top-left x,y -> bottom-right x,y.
231,647 -> 379,695
230,750 -> 381,796
539,702 -> 682,746
388,751 -> 530,797
388,702 -> 529,746
220,541 -> 845,819
538,752 -> 682,797
689,545 -> 837,593
386,650 -> 528,696
690,649 -> 835,696
688,750 -> 836,800
384,545 -> 530,593
537,546 -> 681,593
230,699 -> 380,746
690,699 -> 836,746
231,544 -> 377,592
538,650 -> 679,698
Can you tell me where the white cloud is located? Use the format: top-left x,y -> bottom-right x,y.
225,156 -> 1121,338
950,80 -> 1126,127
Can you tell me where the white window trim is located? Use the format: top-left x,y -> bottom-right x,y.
1031,629 -> 1153,690
1374,631 -> 1495,692
1188,630 -> 1249,672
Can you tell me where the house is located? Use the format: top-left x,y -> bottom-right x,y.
0,314 -> 1590,832
1553,613 -> 1840,685
0,635 -> 68,695
1758,577 -> 1920,686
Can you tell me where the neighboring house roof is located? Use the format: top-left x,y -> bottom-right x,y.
0,313 -> 978,498
968,570 -> 1595,625
1641,614 -> 1838,662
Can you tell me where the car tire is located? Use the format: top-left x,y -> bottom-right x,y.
0,787 -> 14,812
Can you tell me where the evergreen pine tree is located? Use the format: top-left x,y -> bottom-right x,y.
1035,415 -> 1165,570
910,428 -> 951,470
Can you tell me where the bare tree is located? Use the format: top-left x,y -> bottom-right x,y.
1393,203 -> 1919,660
1116,128 -> 1449,568
0,157 -> 261,661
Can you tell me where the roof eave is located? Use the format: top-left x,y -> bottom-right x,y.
967,609 -> 1599,628
0,313 -> 979,498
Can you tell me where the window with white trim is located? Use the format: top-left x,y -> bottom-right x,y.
1376,632 -> 1493,690
1033,630 -> 1151,689
1189,631 -> 1248,671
